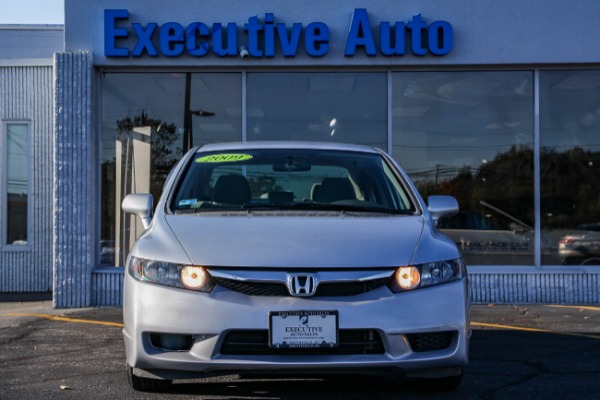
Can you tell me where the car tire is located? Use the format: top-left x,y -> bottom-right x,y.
127,365 -> 172,392
413,368 -> 464,391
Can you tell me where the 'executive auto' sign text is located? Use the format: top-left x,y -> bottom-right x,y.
105,9 -> 452,58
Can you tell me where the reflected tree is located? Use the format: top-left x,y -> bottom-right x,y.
100,112 -> 182,266
541,147 -> 600,228
416,144 -> 600,230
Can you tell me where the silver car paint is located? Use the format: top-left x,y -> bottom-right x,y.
163,214 -> 428,268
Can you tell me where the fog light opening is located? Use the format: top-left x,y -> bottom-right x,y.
149,333 -> 194,351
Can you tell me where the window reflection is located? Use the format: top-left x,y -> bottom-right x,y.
100,73 -> 242,266
98,69 -> 600,268
247,73 -> 387,149
392,71 -> 534,265
540,71 -> 600,266
5,123 -> 29,245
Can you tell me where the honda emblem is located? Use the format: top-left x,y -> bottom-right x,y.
288,274 -> 318,297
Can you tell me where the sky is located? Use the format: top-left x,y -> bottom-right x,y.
0,0 -> 64,24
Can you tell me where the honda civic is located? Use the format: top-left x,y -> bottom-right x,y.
122,141 -> 470,391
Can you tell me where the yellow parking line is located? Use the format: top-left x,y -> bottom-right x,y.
472,321 -> 600,340
472,321 -> 548,333
547,305 -> 600,312
3,313 -> 124,328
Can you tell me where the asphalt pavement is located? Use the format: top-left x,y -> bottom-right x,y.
0,299 -> 599,399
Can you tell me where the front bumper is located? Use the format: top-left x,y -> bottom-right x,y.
123,275 -> 470,380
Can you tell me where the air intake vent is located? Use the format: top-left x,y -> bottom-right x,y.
406,331 -> 454,352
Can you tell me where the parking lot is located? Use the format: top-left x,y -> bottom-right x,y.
1,300 -> 599,399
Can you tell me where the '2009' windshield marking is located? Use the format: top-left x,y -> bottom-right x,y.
196,154 -> 253,163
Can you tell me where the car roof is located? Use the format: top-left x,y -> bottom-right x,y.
196,141 -> 382,154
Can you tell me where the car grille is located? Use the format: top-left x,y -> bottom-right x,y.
212,277 -> 390,297
220,329 -> 385,355
406,331 -> 455,352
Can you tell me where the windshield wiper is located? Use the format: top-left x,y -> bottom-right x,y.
245,202 -> 409,215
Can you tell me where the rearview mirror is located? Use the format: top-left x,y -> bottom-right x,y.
272,157 -> 311,172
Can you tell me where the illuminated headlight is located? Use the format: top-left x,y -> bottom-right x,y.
127,256 -> 215,292
390,259 -> 466,292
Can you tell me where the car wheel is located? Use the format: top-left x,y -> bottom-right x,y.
127,365 -> 172,392
412,368 -> 464,391
581,257 -> 600,265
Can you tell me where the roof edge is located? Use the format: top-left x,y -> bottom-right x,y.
0,24 -> 64,30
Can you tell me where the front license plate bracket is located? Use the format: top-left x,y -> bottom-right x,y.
269,310 -> 339,349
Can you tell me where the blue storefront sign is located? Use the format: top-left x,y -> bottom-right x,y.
104,8 -> 453,58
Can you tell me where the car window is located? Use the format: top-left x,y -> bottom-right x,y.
169,149 -> 416,214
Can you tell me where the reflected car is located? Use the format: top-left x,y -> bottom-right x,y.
559,223 -> 600,265
121,142 -> 470,392
438,202 -> 535,265
99,240 -> 116,266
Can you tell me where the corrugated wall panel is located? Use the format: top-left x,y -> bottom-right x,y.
53,52 -> 94,308
469,272 -> 600,304
0,66 -> 53,293
92,270 -> 124,306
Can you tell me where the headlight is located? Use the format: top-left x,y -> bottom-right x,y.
127,256 -> 215,292
390,259 -> 466,292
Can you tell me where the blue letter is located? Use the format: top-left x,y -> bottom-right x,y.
160,22 -> 185,57
305,22 -> 329,57
345,9 -> 376,56
186,22 -> 210,57
428,21 -> 452,55
264,13 -> 275,57
245,16 -> 263,57
131,23 -> 158,56
407,14 -> 427,56
277,23 -> 302,57
104,9 -> 129,57
212,23 -> 237,56
380,22 -> 405,56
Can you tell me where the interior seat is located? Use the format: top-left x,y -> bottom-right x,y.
268,191 -> 294,205
312,178 -> 356,203
212,175 -> 252,205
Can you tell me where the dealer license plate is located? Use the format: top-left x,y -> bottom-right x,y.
269,310 -> 338,348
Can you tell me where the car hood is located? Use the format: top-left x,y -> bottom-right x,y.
163,213 -> 425,268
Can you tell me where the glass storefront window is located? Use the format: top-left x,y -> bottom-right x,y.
100,73 -> 242,266
392,72 -> 534,265
4,123 -> 29,246
540,70 -> 600,266
98,69 -> 600,269
247,73 -> 387,149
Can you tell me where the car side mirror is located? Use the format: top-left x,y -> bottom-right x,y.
427,195 -> 459,225
122,193 -> 154,230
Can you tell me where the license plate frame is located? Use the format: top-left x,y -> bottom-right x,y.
269,310 -> 339,349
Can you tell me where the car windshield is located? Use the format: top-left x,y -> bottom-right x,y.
169,148 -> 416,214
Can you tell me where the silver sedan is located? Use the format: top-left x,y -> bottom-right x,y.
122,142 -> 470,392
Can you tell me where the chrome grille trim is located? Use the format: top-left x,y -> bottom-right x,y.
209,269 -> 394,297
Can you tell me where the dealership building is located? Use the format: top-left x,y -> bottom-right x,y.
1,0 -> 600,307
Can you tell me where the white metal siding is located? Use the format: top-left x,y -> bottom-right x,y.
0,66 -> 53,293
